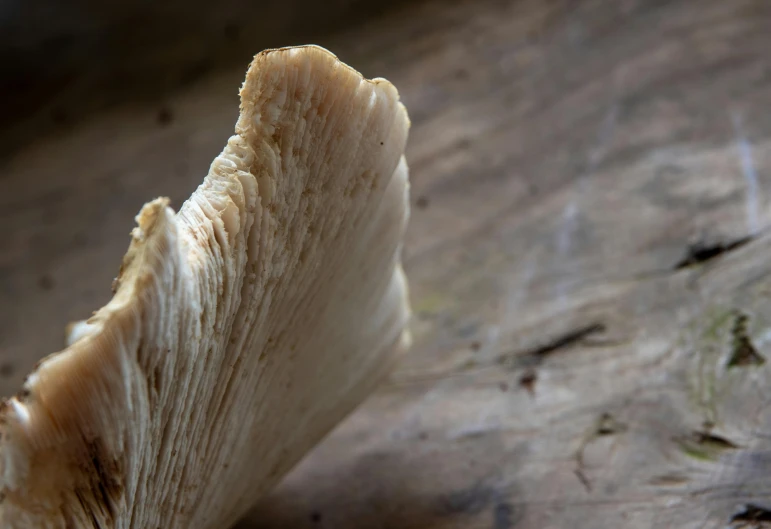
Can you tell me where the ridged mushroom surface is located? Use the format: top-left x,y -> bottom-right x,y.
0,45 -> 411,529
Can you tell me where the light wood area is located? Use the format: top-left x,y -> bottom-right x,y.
4,1 -> 771,527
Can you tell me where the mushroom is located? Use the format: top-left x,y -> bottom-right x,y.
0,45 -> 411,528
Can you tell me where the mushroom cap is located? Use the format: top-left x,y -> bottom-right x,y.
0,45 -> 411,528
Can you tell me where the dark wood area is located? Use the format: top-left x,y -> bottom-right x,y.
4,1 -> 771,527
0,0 -> 406,157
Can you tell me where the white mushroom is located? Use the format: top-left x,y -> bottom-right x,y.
0,45 -> 411,529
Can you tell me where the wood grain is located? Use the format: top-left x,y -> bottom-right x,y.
4,0 -> 771,527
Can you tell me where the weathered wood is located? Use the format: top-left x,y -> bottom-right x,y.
4,0 -> 771,527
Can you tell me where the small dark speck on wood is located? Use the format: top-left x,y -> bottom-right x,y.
223,22 -> 241,42
157,107 -> 174,126
0,363 -> 14,378
596,413 -> 627,436
519,370 -> 537,395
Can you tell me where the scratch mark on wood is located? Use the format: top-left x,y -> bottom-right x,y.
574,468 -> 593,492
555,198 -> 580,309
648,474 -> 690,486
557,199 -> 580,259
554,104 -> 619,306
518,322 -> 606,363
450,422 -> 503,441
731,111 -> 761,236
482,325 -> 500,357
692,430 -> 740,450
401,322 -> 607,387
502,253 -> 538,327
586,104 -> 619,174
496,253 -> 537,357
573,412 -> 627,493
496,322 -> 605,372
675,427 -> 740,462
674,236 -> 752,269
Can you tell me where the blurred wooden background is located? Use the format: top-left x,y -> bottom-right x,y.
4,1 -> 771,528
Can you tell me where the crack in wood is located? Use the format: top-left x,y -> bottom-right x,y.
573,412 -> 628,493
731,503 -> 771,528
674,236 -> 753,270
675,428 -> 741,462
497,323 -> 607,369
728,311 -> 766,368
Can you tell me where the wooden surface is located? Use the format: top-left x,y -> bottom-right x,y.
4,0 -> 771,527
0,0 -> 407,158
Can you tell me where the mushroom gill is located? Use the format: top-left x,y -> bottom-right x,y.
0,45 -> 411,529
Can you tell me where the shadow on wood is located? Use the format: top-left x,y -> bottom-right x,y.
237,428 -> 523,529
